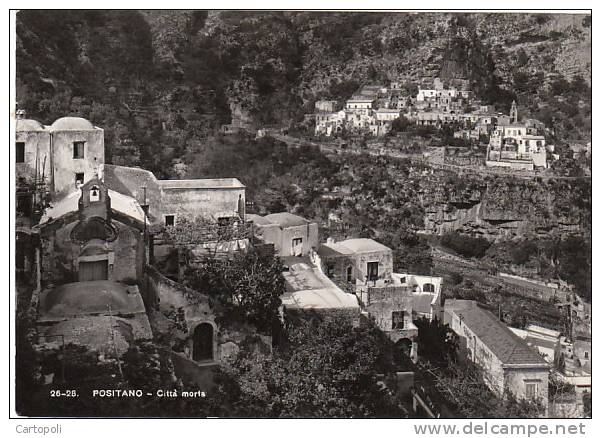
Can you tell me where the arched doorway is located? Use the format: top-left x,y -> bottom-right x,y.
192,323 -> 214,362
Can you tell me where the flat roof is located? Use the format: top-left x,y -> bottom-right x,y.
336,238 -> 392,254
318,238 -> 392,257
282,263 -> 359,310
158,178 -> 245,189
263,212 -> 310,228
246,214 -> 273,226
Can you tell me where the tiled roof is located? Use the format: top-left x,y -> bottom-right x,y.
445,300 -> 548,366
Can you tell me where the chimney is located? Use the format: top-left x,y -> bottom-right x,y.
16,109 -> 26,119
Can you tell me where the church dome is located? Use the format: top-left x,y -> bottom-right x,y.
50,116 -> 95,131
16,118 -> 46,132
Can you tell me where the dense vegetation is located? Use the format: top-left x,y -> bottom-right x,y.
17,340 -> 216,417
182,250 -> 285,334
219,316 -> 409,417
17,11 -> 591,175
17,316 -> 410,417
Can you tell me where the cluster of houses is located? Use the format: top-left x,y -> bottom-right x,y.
15,112 -> 583,417
313,84 -> 403,137
313,77 -> 550,171
313,78 -> 477,137
485,101 -> 548,171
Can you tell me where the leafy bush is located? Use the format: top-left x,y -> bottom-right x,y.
222,316 -> 407,417
183,251 -> 285,334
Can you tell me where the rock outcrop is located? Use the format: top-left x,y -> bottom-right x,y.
421,177 -> 589,239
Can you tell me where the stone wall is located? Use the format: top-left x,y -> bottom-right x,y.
447,310 -> 507,395
16,130 -> 51,185
505,366 -> 549,409
352,249 -> 394,284
446,307 -> 549,409
365,286 -> 416,337
51,128 -> 105,196
143,266 -> 272,365
277,223 -> 319,257
319,248 -> 393,286
160,186 -> 245,223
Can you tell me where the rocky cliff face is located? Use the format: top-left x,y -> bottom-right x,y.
422,177 -> 590,239
17,11 -> 591,116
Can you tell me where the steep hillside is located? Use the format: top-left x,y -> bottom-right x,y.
16,10 -> 591,174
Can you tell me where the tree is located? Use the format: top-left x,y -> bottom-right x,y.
414,317 -> 458,365
427,360 -> 545,418
220,316 -> 408,417
18,341 -> 221,417
183,250 -> 285,334
380,228 -> 433,275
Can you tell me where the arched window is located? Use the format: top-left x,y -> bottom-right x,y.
423,283 -> 436,293
346,266 -> 353,282
193,323 -> 214,362
89,185 -> 100,202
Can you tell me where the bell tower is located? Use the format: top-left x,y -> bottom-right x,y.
510,100 -> 518,124
78,177 -> 111,222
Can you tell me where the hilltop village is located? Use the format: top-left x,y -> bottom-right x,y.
312,78 -> 552,172
15,109 -> 590,418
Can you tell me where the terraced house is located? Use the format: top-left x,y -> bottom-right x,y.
444,299 -> 550,414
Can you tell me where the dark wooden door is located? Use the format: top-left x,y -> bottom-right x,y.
79,260 -> 108,282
